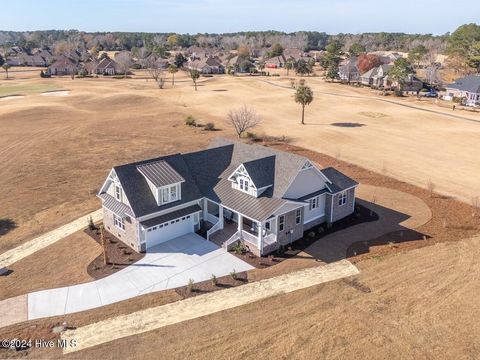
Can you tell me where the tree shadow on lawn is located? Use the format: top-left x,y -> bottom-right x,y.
330,122 -> 366,128
303,199 -> 429,264
0,218 -> 17,236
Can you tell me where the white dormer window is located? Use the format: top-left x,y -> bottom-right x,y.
114,184 -> 122,202
160,183 -> 180,205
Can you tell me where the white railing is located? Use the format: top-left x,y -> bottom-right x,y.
241,230 -> 259,247
263,233 -> 277,245
224,231 -> 240,249
205,213 -> 219,225
206,221 -> 221,241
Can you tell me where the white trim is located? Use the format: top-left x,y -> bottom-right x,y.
303,212 -> 326,224
281,162 -> 331,198
329,185 -> 357,195
97,168 -> 136,217
329,194 -> 334,223
141,209 -> 201,231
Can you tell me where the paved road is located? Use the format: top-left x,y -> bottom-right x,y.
0,209 -> 103,269
27,233 -> 253,320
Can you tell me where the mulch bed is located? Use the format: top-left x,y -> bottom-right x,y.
229,203 -> 378,267
84,225 -> 144,280
175,271 -> 248,299
264,141 -> 480,262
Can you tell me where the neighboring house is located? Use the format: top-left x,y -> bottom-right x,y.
385,73 -> 423,94
338,57 -> 360,83
223,55 -> 254,73
360,64 -> 392,88
187,56 -> 224,74
265,55 -> 287,68
47,56 -> 79,75
98,138 -> 358,256
95,57 -> 119,75
443,75 -> 480,107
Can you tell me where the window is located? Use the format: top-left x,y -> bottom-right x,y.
310,197 -> 318,210
114,184 -> 122,201
245,181 -> 249,189
265,221 -> 271,231
338,192 -> 347,206
239,179 -> 244,190
113,214 -> 125,231
161,184 -> 179,204
279,215 -> 285,231
295,209 -> 301,224
170,186 -> 177,201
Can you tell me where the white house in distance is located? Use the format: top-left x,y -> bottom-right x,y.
444,75 -> 480,107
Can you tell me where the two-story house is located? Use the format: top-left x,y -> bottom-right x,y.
98,138 -> 358,256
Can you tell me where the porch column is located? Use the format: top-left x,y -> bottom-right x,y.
237,213 -> 243,239
203,198 -> 208,222
219,206 -> 224,229
257,222 -> 263,256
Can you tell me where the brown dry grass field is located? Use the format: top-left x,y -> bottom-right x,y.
1,68 -> 480,359
1,68 -> 480,254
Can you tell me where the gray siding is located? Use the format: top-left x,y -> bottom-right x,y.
326,188 -> 356,223
103,207 -> 140,252
276,209 -> 303,246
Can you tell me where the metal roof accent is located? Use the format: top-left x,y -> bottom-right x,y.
99,193 -> 134,217
137,160 -> 185,188
140,204 -> 201,228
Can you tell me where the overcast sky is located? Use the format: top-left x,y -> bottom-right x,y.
2,0 -> 478,34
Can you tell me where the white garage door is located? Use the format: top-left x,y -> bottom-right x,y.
146,214 -> 194,249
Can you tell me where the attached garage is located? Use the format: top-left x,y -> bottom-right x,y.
140,204 -> 202,250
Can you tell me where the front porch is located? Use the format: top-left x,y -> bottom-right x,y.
201,199 -> 278,256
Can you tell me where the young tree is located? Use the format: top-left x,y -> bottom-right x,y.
145,57 -> 166,88
115,52 -> 132,78
227,105 -> 261,138
189,68 -> 200,91
323,40 -> 342,80
294,85 -> 314,125
285,59 -> 294,75
2,63 -> 10,79
168,64 -> 178,85
100,225 -> 109,266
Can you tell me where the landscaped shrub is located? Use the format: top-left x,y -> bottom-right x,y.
185,115 -> 196,127
211,274 -> 218,286
230,269 -> 237,280
232,241 -> 247,255
204,122 -> 215,131
87,216 -> 96,231
186,278 -> 194,296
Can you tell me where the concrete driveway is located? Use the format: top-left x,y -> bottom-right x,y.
27,233 -> 253,320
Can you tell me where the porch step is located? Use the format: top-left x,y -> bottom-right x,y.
209,224 -> 237,248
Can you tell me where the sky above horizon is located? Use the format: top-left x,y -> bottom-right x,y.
2,0 -> 478,35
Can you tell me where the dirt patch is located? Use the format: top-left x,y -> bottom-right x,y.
358,111 -> 388,118
175,271 -> 248,299
84,226 -> 144,280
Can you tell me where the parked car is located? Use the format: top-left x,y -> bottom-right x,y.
423,91 -> 438,98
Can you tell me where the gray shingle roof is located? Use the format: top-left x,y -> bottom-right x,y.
446,75 -> 480,93
104,138 -> 357,221
321,167 -> 358,193
137,160 -> 185,188
140,204 -> 201,228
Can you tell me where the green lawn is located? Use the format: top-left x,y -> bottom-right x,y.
0,84 -> 64,97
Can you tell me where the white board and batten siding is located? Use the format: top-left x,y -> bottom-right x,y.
283,167 -> 327,199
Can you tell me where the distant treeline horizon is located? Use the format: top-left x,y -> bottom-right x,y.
0,29 -> 449,54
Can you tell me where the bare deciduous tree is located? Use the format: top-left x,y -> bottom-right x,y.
227,105 -> 261,138
472,196 -> 480,217
115,51 -> 132,78
145,57 -> 166,88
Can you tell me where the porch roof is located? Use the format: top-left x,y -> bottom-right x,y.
140,204 -> 201,228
